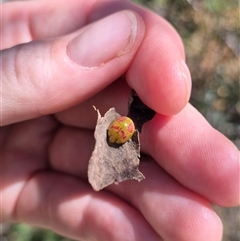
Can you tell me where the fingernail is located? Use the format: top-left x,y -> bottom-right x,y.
67,11 -> 138,68
180,59 -> 192,102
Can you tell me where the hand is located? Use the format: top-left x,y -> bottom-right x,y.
1,1 -> 239,241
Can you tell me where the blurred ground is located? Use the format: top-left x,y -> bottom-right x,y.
1,0 -> 240,240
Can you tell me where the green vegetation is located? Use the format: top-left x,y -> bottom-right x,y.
4,223 -> 71,241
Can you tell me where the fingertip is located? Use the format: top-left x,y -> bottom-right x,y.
188,205 -> 223,241
171,202 -> 223,241
127,23 -> 191,115
145,58 -> 192,115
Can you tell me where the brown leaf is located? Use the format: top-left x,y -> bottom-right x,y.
88,107 -> 144,191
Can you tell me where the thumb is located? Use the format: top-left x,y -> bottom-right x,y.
1,11 -> 145,126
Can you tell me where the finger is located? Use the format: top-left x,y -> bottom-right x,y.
16,172 -> 162,241
1,116 -> 57,221
49,128 -> 222,241
91,0 -> 191,115
141,104 -> 240,207
2,10 -> 145,125
1,0 -> 94,49
49,127 -> 93,178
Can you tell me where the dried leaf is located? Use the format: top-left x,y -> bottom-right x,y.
88,107 -> 144,191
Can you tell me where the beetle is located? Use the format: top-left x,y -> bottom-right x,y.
107,116 -> 135,144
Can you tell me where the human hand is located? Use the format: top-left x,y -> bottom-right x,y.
1,1 -> 239,241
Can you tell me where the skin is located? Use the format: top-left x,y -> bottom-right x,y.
1,0 -> 239,241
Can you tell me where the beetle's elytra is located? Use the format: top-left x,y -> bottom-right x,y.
107,116 -> 135,144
